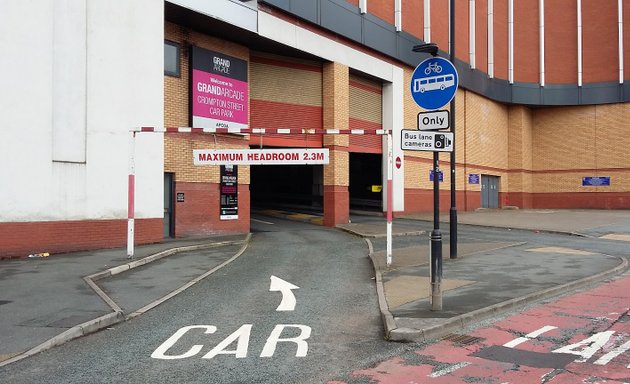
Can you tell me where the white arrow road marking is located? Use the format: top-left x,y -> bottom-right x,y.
269,275 -> 299,311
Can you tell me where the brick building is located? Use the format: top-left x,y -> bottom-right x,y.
1,0 -> 629,257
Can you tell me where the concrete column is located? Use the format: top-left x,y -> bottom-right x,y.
322,62 -> 350,226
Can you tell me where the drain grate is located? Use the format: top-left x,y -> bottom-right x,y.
442,333 -> 485,346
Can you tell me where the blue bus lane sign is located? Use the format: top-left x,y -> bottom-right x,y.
410,57 -> 459,111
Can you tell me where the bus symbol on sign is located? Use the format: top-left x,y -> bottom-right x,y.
410,57 -> 459,111
414,74 -> 455,93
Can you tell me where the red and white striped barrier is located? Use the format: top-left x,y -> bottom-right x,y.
133,127 -> 391,135
127,126 -> 395,259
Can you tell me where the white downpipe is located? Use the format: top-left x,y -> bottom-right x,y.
577,0 -> 583,87
488,0 -> 494,78
617,0 -> 624,84
424,0 -> 431,42
470,0 -> 476,68
508,0 -> 514,84
540,0 -> 545,86
395,0 -> 402,32
359,0 -> 367,14
448,0 -> 451,53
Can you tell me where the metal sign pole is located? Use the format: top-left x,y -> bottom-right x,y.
430,153 -> 443,311
449,0 -> 458,260
410,46 -> 458,312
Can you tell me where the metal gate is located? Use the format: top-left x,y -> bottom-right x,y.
481,175 -> 500,209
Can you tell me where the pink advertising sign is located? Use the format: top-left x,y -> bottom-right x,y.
191,47 -> 248,130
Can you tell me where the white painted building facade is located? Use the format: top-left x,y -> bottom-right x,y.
0,0 -> 164,257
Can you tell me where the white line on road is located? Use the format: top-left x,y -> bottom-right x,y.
503,325 -> 557,348
428,362 -> 471,378
252,218 -> 274,225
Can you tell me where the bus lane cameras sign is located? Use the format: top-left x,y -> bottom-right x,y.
401,130 -> 453,152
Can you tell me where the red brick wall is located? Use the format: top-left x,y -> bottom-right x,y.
323,185 -> 349,226
475,0 -> 488,73
403,189 -> 458,213
369,0 -> 395,25
583,0 -> 619,83
626,0 -> 630,79
506,192 -> 534,209
249,53 -> 323,148
545,0 -> 578,84
0,218 -> 162,259
402,0 -> 423,40
513,0 -> 539,83
174,182 -> 250,237
455,0 -> 469,62
249,100 -> 323,147
493,0 -> 508,80
349,75 -> 382,153
432,0 -> 450,56
533,192 -> 630,209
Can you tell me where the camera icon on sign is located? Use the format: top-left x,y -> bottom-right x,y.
434,134 -> 452,149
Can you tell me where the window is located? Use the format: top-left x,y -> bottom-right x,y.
164,40 -> 180,77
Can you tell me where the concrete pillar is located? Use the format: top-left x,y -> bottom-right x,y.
322,62 -> 350,226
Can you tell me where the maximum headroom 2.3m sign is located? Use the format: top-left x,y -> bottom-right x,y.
193,148 -> 330,165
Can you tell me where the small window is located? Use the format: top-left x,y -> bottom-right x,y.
164,40 -> 180,77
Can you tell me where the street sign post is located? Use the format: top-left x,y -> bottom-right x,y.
407,55 -> 459,312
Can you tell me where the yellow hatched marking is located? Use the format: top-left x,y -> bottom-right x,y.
600,234 -> 630,242
526,246 -> 595,255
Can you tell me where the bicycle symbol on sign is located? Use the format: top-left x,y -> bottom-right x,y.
424,62 -> 442,75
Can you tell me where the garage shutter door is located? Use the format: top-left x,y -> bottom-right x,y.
250,52 -> 323,148
349,74 -> 382,153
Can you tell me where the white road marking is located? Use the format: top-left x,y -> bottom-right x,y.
203,324 -> 252,359
252,218 -> 274,225
594,339 -> 630,366
260,324 -> 311,357
151,325 -> 217,360
553,331 -> 615,363
503,325 -> 557,348
152,324 -> 312,359
270,275 -> 299,311
428,362 -> 471,378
